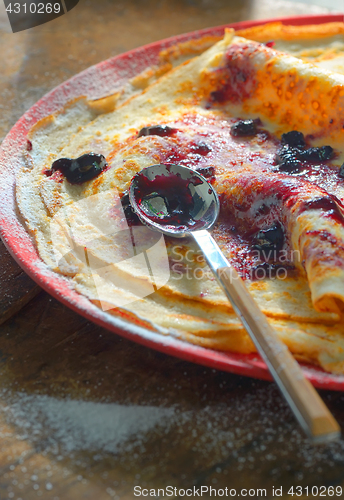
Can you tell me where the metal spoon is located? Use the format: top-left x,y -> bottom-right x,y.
129,163 -> 340,443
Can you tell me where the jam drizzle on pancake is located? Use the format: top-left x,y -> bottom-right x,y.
46,112 -> 344,281
112,114 -> 344,279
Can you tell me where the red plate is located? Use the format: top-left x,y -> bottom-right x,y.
1,14 -> 344,390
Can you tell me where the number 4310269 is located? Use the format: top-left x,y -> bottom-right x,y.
287,485 -> 342,496
5,3 -> 61,14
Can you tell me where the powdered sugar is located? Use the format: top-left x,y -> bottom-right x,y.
1,392 -> 176,455
1,383 -> 344,490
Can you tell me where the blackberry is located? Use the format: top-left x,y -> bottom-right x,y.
281,131 -> 306,148
191,141 -> 212,155
252,223 -> 284,255
299,145 -> 334,162
230,119 -> 258,137
49,153 -> 107,184
275,145 -> 303,173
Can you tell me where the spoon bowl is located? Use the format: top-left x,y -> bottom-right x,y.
129,163 -> 219,237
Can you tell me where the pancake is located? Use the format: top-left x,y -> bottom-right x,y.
16,26 -> 344,373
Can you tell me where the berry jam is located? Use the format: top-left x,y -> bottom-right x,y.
132,165 -> 203,230
265,41 -> 275,48
299,195 -> 344,225
47,153 -> 107,184
206,44 -> 257,107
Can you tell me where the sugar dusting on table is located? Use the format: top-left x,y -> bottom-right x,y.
0,382 -> 344,498
1,392 -> 176,455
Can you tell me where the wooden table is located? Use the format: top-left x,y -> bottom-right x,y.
1,1 -> 344,499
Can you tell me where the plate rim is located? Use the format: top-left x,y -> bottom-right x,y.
1,13 -> 344,390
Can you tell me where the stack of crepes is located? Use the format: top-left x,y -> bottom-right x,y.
17,23 -> 344,373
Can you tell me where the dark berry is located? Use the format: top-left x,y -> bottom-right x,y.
275,145 -> 303,173
299,145 -> 334,162
321,145 -> 334,160
191,141 -> 212,155
281,131 -> 306,148
27,140 -> 33,151
252,223 -> 284,255
48,153 -> 107,184
138,125 -> 177,138
230,119 -> 258,137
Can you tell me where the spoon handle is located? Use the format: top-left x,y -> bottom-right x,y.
191,229 -> 340,443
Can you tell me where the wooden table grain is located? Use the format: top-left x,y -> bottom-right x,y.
1,1 -> 344,499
